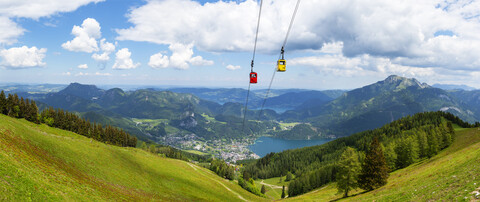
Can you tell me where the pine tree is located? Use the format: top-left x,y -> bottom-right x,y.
19,97 -> 26,118
383,143 -> 397,171
226,166 -> 235,180
261,185 -> 266,194
0,90 -> 6,115
336,147 -> 361,197
286,171 -> 293,182
141,142 -> 148,150
359,136 -> 389,191
281,185 -> 286,198
30,100 -> 39,123
243,170 -> 251,181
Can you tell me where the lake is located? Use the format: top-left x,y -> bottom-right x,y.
248,136 -> 333,157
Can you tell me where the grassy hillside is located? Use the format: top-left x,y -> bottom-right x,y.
287,126 -> 480,201
0,114 -> 265,201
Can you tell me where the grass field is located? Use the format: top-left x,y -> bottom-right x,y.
184,149 -> 209,156
201,113 -> 227,124
255,176 -> 291,200
278,122 -> 301,129
0,114 -> 265,201
287,126 -> 480,201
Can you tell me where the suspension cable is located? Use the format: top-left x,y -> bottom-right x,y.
243,0 -> 263,132
258,0 -> 301,119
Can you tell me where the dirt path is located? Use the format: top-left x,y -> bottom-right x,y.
187,163 -> 248,201
259,180 -> 283,189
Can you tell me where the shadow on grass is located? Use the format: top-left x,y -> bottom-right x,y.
329,190 -> 370,202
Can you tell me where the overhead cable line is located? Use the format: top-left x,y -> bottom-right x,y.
242,0 -> 263,132
258,0 -> 301,119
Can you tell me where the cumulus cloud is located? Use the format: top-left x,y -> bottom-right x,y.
62,18 -> 101,53
148,43 -> 213,70
290,51 -> 435,78
148,52 -> 169,69
226,64 -> 241,70
92,39 -> 116,63
77,64 -> 88,69
0,0 -> 104,19
0,17 -> 24,45
117,0 -> 480,73
0,46 -> 47,69
0,0 -> 102,44
112,48 -> 139,70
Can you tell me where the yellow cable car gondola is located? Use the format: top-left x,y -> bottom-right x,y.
277,46 -> 286,72
277,59 -> 286,72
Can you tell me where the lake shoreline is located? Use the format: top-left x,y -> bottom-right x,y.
248,136 -> 334,157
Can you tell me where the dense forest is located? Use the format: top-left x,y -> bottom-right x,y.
243,111 -> 479,196
0,91 -> 137,147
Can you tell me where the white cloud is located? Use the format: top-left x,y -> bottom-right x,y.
92,52 -> 109,62
190,56 -> 214,66
99,38 -> 115,52
149,52 -> 169,69
148,43 -> 213,70
116,0 -> 260,52
77,64 -> 88,69
92,39 -> 116,63
0,17 -> 24,45
75,72 -> 111,76
0,0 -> 103,44
226,64 -> 241,70
0,46 -> 46,69
62,18 -> 101,53
112,48 -> 139,70
117,0 -> 480,72
0,0 -> 104,19
290,53 -> 435,78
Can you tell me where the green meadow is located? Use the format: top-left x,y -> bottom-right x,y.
0,114 -> 265,201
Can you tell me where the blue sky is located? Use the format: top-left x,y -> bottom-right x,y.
1,0 -> 480,90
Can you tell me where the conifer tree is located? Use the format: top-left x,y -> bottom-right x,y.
0,90 -> 6,114
6,94 -> 14,117
281,185 -> 286,198
336,147 -> 361,197
359,136 -> 389,191
19,97 -> 26,118
261,185 -> 266,194
286,171 -> 293,182
383,143 -> 397,171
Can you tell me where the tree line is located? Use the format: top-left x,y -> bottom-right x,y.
0,91 -> 137,147
209,159 -> 235,180
243,111 -> 466,197
0,91 -> 39,123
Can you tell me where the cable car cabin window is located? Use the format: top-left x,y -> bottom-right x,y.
250,72 -> 257,84
277,59 -> 286,72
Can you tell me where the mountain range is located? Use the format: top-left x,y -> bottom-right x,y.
4,75 -> 480,141
280,75 -> 479,138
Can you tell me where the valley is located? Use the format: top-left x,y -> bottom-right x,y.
2,78 -> 480,200
4,1 -> 480,200
3,75 -> 480,163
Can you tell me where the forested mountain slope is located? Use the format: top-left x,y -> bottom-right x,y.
288,125 -> 480,201
243,112 -> 477,196
279,75 -> 477,138
39,83 -> 278,141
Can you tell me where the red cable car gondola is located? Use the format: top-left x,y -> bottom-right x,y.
250,72 -> 257,84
